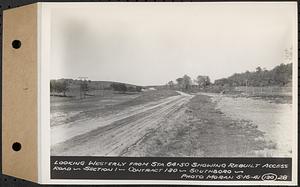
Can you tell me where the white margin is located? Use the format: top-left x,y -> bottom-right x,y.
39,2 -> 52,184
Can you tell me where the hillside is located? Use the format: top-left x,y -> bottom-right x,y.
51,79 -> 141,90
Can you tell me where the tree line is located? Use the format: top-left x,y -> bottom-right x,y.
50,79 -> 143,97
214,63 -> 292,87
166,74 -> 211,91
165,63 -> 292,92
50,79 -> 89,97
50,79 -> 71,96
110,83 -> 143,93
51,63 -> 292,96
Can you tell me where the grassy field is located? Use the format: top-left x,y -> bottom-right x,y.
50,89 -> 179,127
199,85 -> 292,104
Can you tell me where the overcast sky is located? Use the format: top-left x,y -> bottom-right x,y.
50,3 -> 296,86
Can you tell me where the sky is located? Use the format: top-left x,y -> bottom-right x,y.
49,3 -> 296,86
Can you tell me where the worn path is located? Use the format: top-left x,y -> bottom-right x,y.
51,91 -> 193,156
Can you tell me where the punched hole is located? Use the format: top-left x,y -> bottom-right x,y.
12,142 -> 21,151
12,40 -> 21,49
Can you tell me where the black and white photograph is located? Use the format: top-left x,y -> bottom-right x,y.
49,3 -> 296,158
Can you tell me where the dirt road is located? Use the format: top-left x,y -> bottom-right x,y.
51,91 -> 193,156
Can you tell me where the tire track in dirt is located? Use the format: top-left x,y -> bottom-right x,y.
51,92 -> 193,156
101,96 -> 191,156
52,94 -> 182,145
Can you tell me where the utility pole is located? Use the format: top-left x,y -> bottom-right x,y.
78,77 -> 88,99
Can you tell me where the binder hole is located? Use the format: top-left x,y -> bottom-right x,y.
12,142 -> 21,151
12,40 -> 21,49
